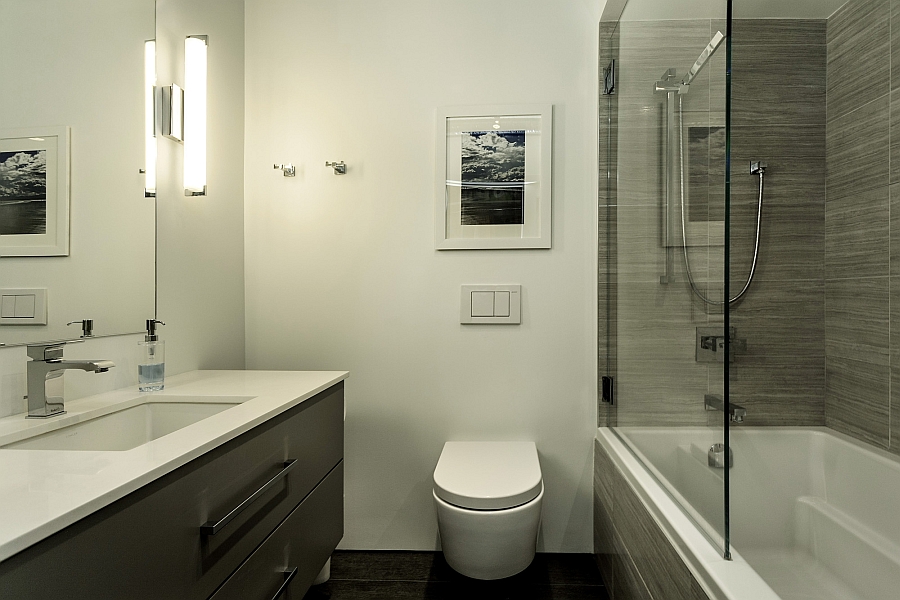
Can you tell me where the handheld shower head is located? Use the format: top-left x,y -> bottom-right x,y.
683,30 -> 725,86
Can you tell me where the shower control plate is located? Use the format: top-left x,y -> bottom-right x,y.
696,327 -> 722,362
696,327 -> 747,363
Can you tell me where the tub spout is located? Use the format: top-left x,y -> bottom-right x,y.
704,394 -> 746,424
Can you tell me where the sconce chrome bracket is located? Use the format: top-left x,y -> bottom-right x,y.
326,161 -> 347,175
161,84 -> 184,143
185,185 -> 207,197
274,163 -> 296,177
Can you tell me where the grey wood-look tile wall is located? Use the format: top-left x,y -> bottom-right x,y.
825,0 -> 900,455
594,439 -> 710,600
729,19 -> 827,427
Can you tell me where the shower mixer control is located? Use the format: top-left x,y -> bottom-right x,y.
696,327 -> 747,363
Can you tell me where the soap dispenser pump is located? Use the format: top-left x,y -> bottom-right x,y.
138,319 -> 166,391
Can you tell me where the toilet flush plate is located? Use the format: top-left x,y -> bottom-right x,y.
460,285 -> 521,324
0,288 -> 47,325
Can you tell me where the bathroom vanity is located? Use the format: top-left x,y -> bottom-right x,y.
0,370 -> 346,600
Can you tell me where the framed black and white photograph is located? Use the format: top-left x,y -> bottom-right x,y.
0,126 -> 70,257
435,105 -> 552,249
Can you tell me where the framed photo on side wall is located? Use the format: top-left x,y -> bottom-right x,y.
435,104 -> 552,250
0,126 -> 70,257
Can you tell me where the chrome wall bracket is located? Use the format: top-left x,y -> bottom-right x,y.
603,60 -> 616,95
750,160 -> 767,175
161,84 -> 184,143
601,375 -> 615,404
184,185 -> 207,197
326,161 -> 346,175
274,163 -> 296,177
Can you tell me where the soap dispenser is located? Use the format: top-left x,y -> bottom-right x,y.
138,319 -> 166,391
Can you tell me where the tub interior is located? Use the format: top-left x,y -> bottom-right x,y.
616,427 -> 900,600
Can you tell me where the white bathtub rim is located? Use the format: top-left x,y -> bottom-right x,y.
596,427 -> 781,600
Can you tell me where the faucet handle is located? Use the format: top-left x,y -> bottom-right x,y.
26,342 -> 66,361
25,339 -> 83,361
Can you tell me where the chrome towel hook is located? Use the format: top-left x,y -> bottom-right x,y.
274,163 -> 296,177
325,161 -> 346,175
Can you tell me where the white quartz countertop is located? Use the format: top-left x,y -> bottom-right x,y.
0,370 -> 348,563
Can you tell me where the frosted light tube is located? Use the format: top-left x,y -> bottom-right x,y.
183,35 -> 207,196
144,40 -> 157,197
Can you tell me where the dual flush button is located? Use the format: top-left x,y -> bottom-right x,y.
460,285 -> 521,324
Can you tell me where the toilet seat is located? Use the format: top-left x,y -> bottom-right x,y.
433,441 -> 542,510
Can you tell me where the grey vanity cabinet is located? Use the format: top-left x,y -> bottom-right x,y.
210,461 -> 343,600
0,382 -> 344,600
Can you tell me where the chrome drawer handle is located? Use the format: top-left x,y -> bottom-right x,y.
270,568 -> 298,600
200,460 -> 297,536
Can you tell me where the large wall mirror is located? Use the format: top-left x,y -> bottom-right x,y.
0,0 -> 157,346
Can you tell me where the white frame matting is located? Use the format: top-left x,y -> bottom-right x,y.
435,104 -> 552,250
0,126 -> 70,257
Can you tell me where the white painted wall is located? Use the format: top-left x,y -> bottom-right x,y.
244,0 -> 601,552
155,0 -> 246,375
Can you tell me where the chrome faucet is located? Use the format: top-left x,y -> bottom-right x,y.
704,394 -> 746,424
25,342 -> 115,418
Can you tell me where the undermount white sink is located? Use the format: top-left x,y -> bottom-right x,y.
1,396 -> 251,452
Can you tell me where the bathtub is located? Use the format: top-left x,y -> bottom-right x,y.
596,426 -> 900,600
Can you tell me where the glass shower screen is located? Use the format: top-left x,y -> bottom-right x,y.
599,0 -> 732,557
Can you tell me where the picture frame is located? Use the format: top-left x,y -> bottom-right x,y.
0,126 -> 70,257
435,104 -> 552,250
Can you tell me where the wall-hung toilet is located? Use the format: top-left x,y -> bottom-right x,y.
432,441 -> 543,580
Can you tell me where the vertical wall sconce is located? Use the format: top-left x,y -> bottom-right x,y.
183,35 -> 208,196
144,40 -> 157,198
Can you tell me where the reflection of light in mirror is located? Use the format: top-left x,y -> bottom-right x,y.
183,36 -> 207,196
144,40 -> 157,197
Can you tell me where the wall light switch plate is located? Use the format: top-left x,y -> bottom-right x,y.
460,285 -> 521,324
0,288 -> 47,325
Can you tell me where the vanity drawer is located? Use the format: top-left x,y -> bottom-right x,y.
0,382 -> 343,600
195,384 -> 343,580
209,460 -> 343,600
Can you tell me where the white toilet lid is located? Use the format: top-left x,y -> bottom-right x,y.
433,441 -> 542,510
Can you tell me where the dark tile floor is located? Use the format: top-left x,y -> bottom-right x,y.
303,551 -> 610,599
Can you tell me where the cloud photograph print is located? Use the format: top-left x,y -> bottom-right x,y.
0,149 -> 48,235
460,130 -> 525,226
